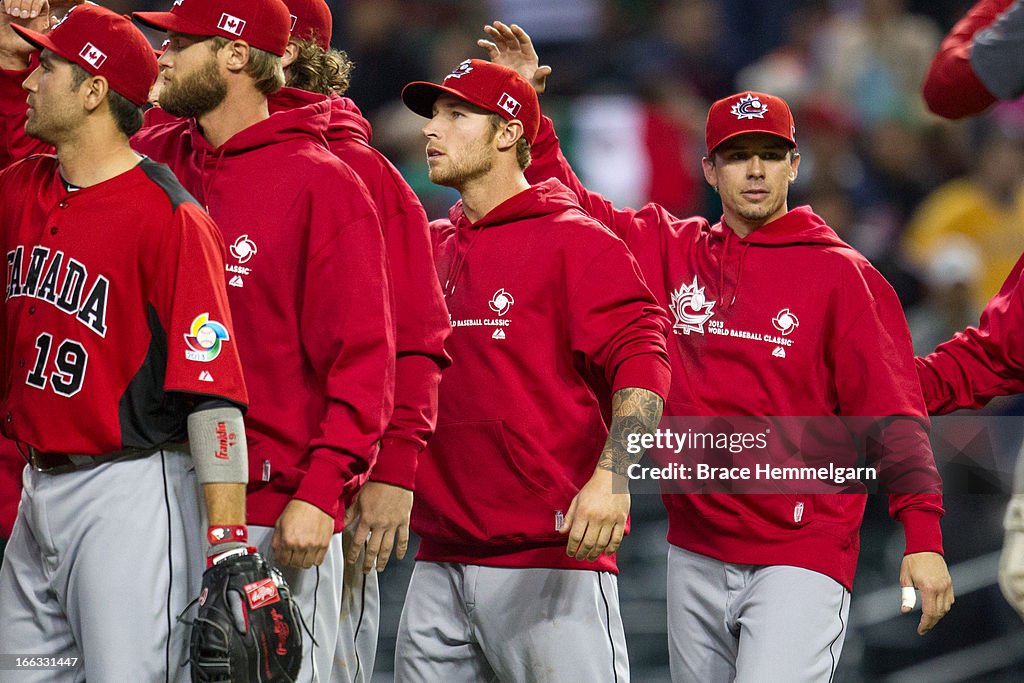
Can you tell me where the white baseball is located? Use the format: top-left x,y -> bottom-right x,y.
196,326 -> 217,349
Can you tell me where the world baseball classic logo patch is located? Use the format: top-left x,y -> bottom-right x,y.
230,234 -> 257,264
184,313 -> 231,362
244,578 -> 281,609
79,43 -> 107,69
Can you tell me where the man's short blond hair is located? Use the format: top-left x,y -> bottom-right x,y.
210,36 -> 284,95
488,114 -> 531,170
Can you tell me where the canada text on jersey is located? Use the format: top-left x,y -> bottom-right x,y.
6,245 -> 109,337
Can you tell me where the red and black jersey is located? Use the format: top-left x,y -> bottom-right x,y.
0,155 -> 247,454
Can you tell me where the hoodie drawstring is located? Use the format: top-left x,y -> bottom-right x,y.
444,226 -> 485,298
718,230 -> 751,309
731,242 -> 750,307
200,146 -> 228,214
718,228 -> 730,306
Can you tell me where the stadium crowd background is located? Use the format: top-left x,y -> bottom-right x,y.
15,0 -> 1024,680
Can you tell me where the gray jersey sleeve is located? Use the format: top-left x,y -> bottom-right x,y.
971,0 -> 1024,99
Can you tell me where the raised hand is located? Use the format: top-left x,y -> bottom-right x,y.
477,21 -> 551,94
0,0 -> 82,68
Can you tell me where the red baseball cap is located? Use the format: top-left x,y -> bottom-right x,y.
283,0 -> 332,51
402,59 -> 541,144
12,3 -> 158,107
705,91 -> 797,155
134,0 -> 292,57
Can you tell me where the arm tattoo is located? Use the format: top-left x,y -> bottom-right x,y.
597,387 -> 664,476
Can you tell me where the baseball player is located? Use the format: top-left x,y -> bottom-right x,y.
271,2 -> 452,681
0,5 -> 249,681
0,1 -> 79,554
918,0 -> 1024,622
129,0 -> 396,679
396,59 -> 671,682
482,22 -> 954,682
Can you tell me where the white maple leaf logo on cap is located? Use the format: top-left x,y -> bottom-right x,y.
731,93 -> 768,120
445,60 -> 474,81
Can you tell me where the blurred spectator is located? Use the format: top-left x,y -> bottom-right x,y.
717,0 -> 803,77
853,117 -> 936,239
903,119 -> 1024,313
735,5 -> 833,105
489,0 -> 602,44
623,0 -> 731,100
344,1 -> 485,116
905,234 -> 983,355
640,82 -> 707,216
816,0 -> 942,126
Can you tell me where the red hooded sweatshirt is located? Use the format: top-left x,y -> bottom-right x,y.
414,179 -> 672,573
526,117 -> 944,590
131,94 -> 395,530
268,89 -> 451,497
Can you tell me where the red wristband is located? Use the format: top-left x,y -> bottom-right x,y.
207,525 -> 248,546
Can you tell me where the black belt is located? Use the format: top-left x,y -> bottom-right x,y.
26,446 -> 165,474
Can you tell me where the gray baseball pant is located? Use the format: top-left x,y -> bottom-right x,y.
0,450 -> 202,682
329,530 -> 380,683
395,561 -> 629,682
249,524 -> 345,683
667,545 -> 850,683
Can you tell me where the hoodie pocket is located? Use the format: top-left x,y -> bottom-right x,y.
414,420 -> 576,547
698,493 -> 815,532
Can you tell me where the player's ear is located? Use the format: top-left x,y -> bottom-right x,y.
789,151 -> 800,183
701,156 -> 718,189
281,41 -> 300,71
496,119 -> 524,152
80,75 -> 109,114
222,39 -> 251,74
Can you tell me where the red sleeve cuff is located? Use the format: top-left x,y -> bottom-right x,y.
368,437 -> 419,490
611,353 -> 672,401
914,355 -> 945,414
293,454 -> 349,518
900,509 -> 945,556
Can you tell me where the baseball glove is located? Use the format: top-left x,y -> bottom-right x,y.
189,550 -> 303,682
